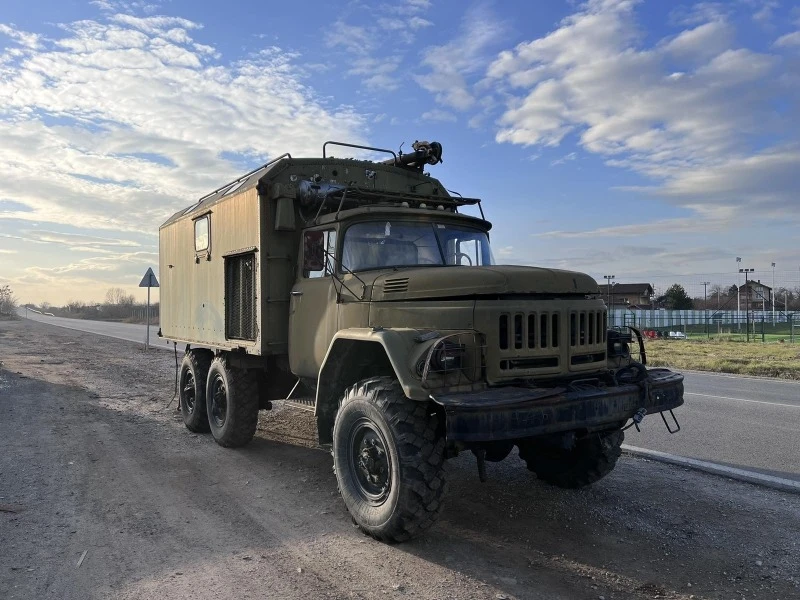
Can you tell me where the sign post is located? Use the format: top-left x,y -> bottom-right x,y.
138,267 -> 160,350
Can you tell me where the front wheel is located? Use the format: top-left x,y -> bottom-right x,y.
332,377 -> 447,543
205,356 -> 259,448
518,429 -> 624,489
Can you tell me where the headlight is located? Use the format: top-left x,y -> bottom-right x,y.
417,333 -> 483,388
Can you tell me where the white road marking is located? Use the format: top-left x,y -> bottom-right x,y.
623,445 -> 800,493
685,391 -> 800,409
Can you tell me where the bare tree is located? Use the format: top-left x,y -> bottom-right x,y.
0,285 -> 17,315
105,287 -> 135,306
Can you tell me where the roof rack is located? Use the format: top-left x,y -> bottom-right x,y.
305,184 -> 484,224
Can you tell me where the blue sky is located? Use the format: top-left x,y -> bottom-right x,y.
1,0 -> 799,304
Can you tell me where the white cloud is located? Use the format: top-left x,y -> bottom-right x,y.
409,17 -> 433,30
421,109 -> 457,123
488,0 -> 799,222
0,24 -> 41,49
348,56 -> 402,91
415,5 -> 505,110
324,20 -> 375,55
774,31 -> 800,47
550,151 -> 577,166
325,3 -> 434,90
3,230 -> 140,248
0,18 -> 365,235
0,14 -> 367,302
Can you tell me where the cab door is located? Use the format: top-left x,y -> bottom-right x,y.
288,229 -> 339,379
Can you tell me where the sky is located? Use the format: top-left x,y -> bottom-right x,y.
1,0 -> 799,305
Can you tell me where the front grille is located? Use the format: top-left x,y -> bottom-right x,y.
570,310 -> 606,347
485,301 -> 607,381
225,252 -> 257,340
499,312 -> 560,350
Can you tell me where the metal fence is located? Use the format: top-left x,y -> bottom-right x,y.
609,308 -> 798,342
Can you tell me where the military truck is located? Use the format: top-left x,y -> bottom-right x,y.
159,140 -> 684,542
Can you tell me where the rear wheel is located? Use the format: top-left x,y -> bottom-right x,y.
179,351 -> 211,433
518,429 -> 624,488
205,356 -> 259,448
332,377 -> 447,543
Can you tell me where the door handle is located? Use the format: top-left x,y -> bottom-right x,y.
291,290 -> 303,296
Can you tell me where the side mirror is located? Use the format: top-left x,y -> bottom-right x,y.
303,231 -> 325,271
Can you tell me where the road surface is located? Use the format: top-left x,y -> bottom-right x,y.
626,369 -> 800,482
15,310 -> 800,483
2,318 -> 798,599
18,308 -> 168,349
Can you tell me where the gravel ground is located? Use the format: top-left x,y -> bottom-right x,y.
1,317 -> 799,599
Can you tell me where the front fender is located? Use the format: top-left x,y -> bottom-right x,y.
315,328 -> 428,405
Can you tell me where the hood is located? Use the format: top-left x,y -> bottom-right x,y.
368,265 -> 599,301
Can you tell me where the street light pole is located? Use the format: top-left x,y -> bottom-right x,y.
603,275 -> 615,327
736,256 -> 742,331
771,262 -> 776,324
739,268 -> 754,342
702,281 -> 710,339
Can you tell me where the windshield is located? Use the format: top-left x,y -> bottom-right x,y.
341,221 -> 494,272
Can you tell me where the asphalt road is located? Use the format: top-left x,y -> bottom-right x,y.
16,310 -> 800,483
17,308 -> 169,350
626,369 -> 800,483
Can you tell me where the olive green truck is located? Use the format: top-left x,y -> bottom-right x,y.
159,140 -> 684,542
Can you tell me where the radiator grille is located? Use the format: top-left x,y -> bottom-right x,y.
225,252 -> 257,340
499,312 -> 559,350
570,310 -> 606,347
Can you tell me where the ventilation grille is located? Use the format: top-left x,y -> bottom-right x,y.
498,312 -> 560,350
569,310 -> 606,347
225,253 -> 257,341
383,277 -> 410,293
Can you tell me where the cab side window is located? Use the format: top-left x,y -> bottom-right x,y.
304,229 -> 337,278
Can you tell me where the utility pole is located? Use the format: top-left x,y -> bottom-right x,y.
740,268 -> 754,342
771,262 -> 776,324
736,256 -> 742,331
603,275 -> 615,326
702,281 -> 710,339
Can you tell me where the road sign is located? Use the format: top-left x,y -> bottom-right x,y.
139,267 -> 159,288
139,267 -> 159,350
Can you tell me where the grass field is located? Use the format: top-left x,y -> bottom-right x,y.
645,339 -> 800,380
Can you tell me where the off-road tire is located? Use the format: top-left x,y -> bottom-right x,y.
205,356 -> 259,448
332,376 -> 447,543
518,429 -> 624,489
179,351 -> 211,433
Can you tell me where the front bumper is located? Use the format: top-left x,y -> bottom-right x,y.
430,368 -> 684,442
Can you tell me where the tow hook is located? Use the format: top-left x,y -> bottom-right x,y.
623,407 -> 647,432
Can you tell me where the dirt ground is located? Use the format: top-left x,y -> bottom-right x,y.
1,318 -> 799,600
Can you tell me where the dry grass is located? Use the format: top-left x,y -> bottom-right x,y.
645,339 -> 800,380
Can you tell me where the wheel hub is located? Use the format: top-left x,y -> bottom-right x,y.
210,375 -> 227,427
182,371 -> 195,411
349,421 -> 391,503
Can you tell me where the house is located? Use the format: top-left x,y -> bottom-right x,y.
739,280 -> 772,310
606,283 -> 654,309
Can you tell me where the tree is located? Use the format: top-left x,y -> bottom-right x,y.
105,287 -> 134,306
726,284 -> 738,298
0,285 -> 17,315
657,284 -> 694,310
